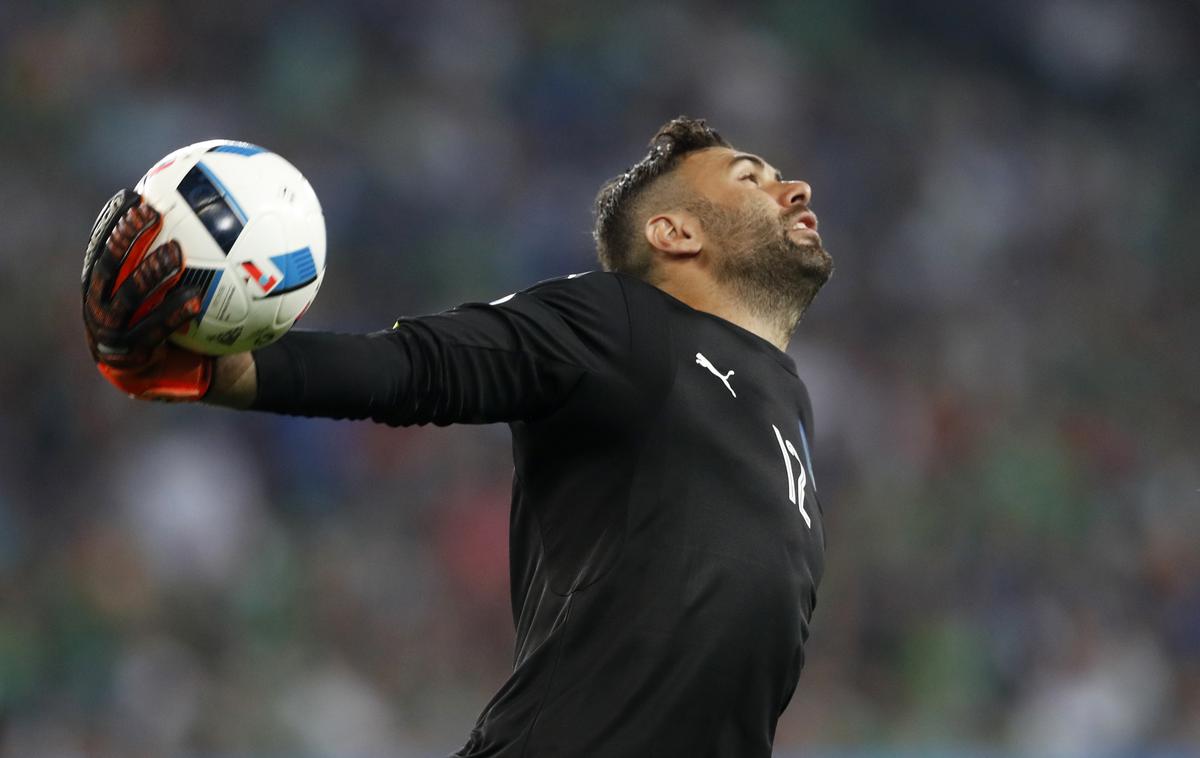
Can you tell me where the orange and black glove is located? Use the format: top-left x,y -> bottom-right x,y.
81,189 -> 213,401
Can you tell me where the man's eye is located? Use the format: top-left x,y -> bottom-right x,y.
739,173 -> 760,185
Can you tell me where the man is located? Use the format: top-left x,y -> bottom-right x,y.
82,117 -> 834,756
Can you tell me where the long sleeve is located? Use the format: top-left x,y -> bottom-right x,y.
250,272 -> 632,426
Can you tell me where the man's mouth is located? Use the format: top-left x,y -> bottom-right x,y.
786,210 -> 819,236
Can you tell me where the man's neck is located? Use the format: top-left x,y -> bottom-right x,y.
654,274 -> 791,352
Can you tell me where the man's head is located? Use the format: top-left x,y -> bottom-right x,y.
593,116 -> 833,341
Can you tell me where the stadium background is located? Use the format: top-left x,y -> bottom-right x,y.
2,1 -> 1198,755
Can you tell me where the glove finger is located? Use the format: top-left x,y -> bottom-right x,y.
84,285 -> 130,335
84,325 -> 116,365
89,323 -> 143,368
94,301 -> 185,370
159,288 -> 204,337
82,189 -> 141,299
93,341 -> 147,370
110,241 -> 186,326
91,241 -> 186,368
121,286 -> 203,355
106,203 -> 158,259
88,205 -> 162,329
101,202 -> 163,301
92,206 -> 148,293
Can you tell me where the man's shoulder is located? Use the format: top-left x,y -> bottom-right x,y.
514,270 -> 623,301
499,271 -> 673,380
518,270 -> 675,318
497,270 -> 652,320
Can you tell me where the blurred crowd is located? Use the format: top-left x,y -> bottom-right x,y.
1,0 -> 1198,755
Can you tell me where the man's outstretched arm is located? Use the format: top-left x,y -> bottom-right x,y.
204,306 -> 599,427
85,195 -> 628,425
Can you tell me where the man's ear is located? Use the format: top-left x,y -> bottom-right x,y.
644,211 -> 704,258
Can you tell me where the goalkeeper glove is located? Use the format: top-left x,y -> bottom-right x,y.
81,189 -> 212,401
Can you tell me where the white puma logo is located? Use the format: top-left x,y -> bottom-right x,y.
695,352 -> 736,398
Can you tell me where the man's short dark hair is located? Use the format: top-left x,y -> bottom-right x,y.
593,117 -> 731,279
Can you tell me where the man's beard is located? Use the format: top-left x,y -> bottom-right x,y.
695,200 -> 834,342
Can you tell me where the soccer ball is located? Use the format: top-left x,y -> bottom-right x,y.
134,139 -> 326,355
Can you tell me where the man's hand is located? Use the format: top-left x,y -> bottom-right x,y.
82,189 -> 213,401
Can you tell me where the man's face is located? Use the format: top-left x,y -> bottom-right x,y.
674,147 -> 833,329
678,146 -> 832,280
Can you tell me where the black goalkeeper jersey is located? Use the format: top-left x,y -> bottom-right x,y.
252,271 -> 826,757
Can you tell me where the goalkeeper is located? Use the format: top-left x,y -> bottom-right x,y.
82,117 -> 834,758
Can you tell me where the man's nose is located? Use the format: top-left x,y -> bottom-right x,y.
779,180 -> 811,208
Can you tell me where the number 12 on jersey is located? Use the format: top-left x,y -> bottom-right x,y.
772,424 -> 811,528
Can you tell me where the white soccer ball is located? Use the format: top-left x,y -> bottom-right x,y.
134,139 -> 326,355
